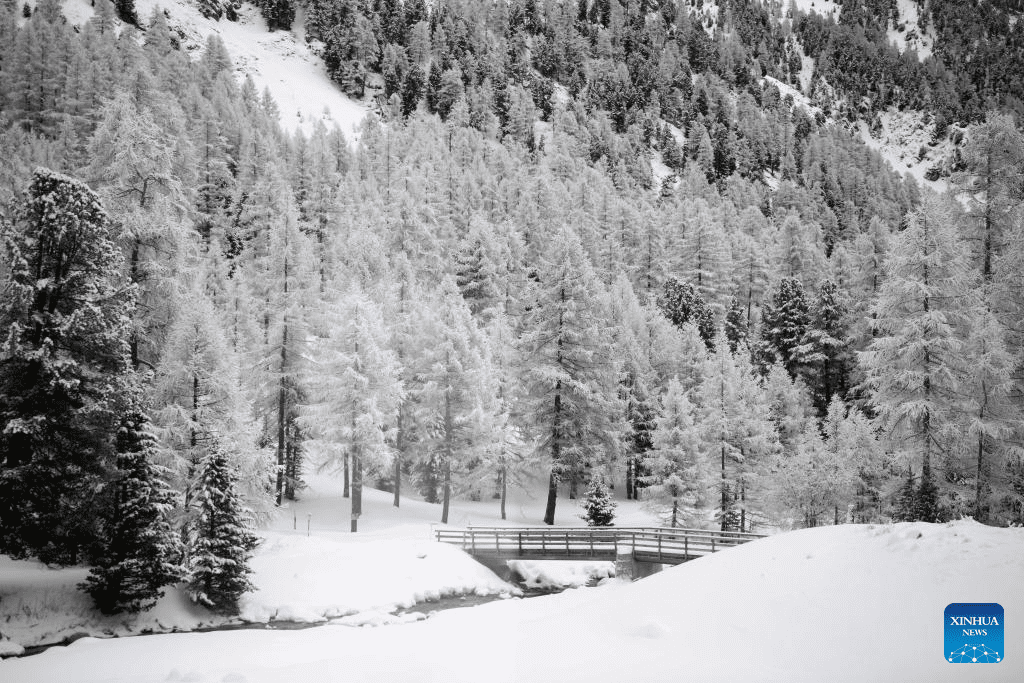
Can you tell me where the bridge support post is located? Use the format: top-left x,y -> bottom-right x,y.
614,548 -> 634,581
615,548 -> 663,581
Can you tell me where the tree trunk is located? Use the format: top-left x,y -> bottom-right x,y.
441,391 -> 453,524
275,321 -> 287,507
720,443 -> 728,531
975,436 -> 985,521
544,387 -> 562,525
625,454 -> 634,500
351,446 -> 362,532
543,471 -> 558,526
393,408 -> 403,507
343,450 -> 350,498
500,466 -> 507,521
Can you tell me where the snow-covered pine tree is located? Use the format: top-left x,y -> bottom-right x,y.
953,113 -> 1024,288
259,0 -> 294,32
756,276 -> 810,375
86,91 -> 189,371
959,308 -> 1016,522
642,378 -> 712,528
81,406 -> 183,614
763,363 -> 817,453
417,276 -> 499,523
152,284 -> 251,527
520,228 -> 624,525
0,169 -> 134,564
724,296 -> 748,354
580,476 -> 616,526
860,195 -> 977,522
821,396 -> 886,523
188,439 -> 259,614
302,280 -> 403,532
769,423 -> 852,528
792,279 -> 852,416
680,199 -> 733,319
657,275 -> 715,348
698,338 -> 779,531
608,273 -> 658,501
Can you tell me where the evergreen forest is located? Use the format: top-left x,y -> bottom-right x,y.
1,0 -> 1022,614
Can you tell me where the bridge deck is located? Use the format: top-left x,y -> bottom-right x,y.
435,526 -> 764,566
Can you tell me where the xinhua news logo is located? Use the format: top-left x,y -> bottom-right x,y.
945,603 -> 1003,663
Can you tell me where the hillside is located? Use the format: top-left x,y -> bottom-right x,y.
0,0 -> 1023,674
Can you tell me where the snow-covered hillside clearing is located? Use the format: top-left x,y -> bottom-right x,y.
2,517 -> 1020,682
887,0 -> 935,60
857,108 -> 955,193
52,0 -> 370,136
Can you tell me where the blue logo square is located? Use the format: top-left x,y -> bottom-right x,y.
945,603 -> 1003,663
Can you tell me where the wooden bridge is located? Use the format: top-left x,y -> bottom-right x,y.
435,526 -> 765,577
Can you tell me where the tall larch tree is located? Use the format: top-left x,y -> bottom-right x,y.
643,378 -> 712,528
860,196 -> 976,522
302,280 -> 403,532
520,229 -> 624,525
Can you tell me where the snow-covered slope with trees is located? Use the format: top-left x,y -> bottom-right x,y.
54,0 -> 370,135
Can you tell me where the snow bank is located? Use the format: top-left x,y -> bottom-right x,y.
4,520 -> 1020,682
507,559 -> 616,589
0,556 -> 223,651
239,534 -> 517,623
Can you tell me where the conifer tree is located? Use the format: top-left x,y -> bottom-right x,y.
417,276 -> 499,523
658,276 -> 715,348
643,378 -> 711,528
698,338 -> 778,531
86,91 -> 188,371
860,196 -> 976,522
188,440 -> 259,614
822,396 -> 886,523
724,297 -> 748,354
302,281 -> 403,532
115,0 -> 139,26
0,169 -> 134,564
756,276 -> 810,375
81,407 -> 183,614
580,476 -> 616,526
520,229 -> 624,525
680,199 -> 732,318
960,308 -> 1017,522
793,279 -> 852,415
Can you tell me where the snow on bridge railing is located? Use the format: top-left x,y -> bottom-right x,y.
434,526 -> 766,564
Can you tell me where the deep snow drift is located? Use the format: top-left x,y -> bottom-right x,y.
2,519 -> 1020,682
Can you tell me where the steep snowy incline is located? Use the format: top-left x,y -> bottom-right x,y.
2,520 -> 1020,682
57,0 -> 370,136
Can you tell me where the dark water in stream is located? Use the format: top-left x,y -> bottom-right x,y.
12,582 -> 588,659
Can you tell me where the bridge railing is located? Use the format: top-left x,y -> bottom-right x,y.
434,526 -> 765,564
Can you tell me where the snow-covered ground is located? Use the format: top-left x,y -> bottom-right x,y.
0,471 -> 656,652
55,0 -> 371,136
857,108 -> 953,193
791,0 -> 841,21
3,519 -> 1020,682
887,0 -> 935,60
